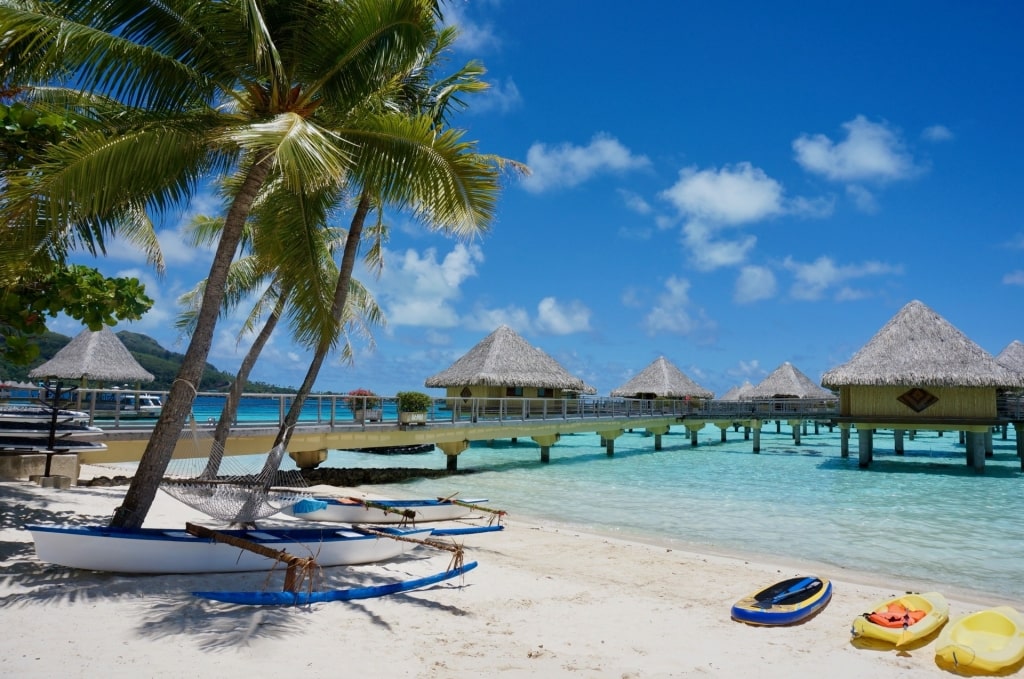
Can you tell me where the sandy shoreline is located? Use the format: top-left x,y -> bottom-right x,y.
2,470 -> 1019,678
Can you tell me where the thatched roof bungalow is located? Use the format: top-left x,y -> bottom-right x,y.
609,356 -> 713,401
996,340 -> 1024,386
29,327 -> 154,384
424,325 -> 593,402
747,362 -> 835,400
719,380 -> 754,401
821,300 -> 1023,422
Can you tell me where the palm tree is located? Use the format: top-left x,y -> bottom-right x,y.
177,180 -> 384,478
273,25 -> 526,449
0,0 -> 506,528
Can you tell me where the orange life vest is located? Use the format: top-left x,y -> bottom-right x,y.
866,602 -> 927,628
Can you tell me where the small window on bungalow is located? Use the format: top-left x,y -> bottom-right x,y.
536,388 -> 553,398
506,387 -> 523,397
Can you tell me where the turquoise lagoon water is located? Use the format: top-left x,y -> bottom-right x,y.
302,423 -> 1024,603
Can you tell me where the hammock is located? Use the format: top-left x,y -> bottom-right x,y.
159,416 -> 311,524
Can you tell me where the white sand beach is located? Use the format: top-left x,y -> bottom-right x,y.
2,467 -> 1019,678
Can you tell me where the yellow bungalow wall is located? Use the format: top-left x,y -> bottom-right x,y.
839,385 -> 997,418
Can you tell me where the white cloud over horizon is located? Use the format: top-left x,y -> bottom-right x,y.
793,115 -> 919,183
521,134 -> 650,193
375,243 -> 483,327
643,276 -> 716,339
783,255 -> 903,300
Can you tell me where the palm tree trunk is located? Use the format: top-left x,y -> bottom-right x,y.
272,192 -> 371,451
110,150 -> 274,529
200,289 -> 288,479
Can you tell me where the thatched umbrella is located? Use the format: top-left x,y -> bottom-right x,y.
26,327 -> 153,470
719,380 -> 755,401
425,325 -> 592,392
610,356 -> 713,399
821,300 -> 1024,389
748,362 -> 834,399
29,327 -> 154,384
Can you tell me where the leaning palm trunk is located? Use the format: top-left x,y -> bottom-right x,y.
111,152 -> 274,529
275,194 -> 371,451
237,194 -> 370,520
200,290 -> 288,479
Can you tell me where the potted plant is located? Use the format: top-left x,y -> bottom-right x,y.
397,390 -> 433,425
345,388 -> 381,422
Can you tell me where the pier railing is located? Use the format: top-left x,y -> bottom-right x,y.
14,385 -> 1023,430
49,388 -> 844,430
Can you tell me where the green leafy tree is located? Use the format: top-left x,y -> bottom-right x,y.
0,265 -> 153,364
0,0 -> 508,527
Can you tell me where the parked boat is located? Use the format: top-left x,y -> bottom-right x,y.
0,418 -> 104,439
935,606 -> 1024,673
281,496 -> 490,524
851,591 -> 949,646
731,576 -> 833,626
89,391 -> 162,419
0,403 -> 90,425
26,524 -> 433,574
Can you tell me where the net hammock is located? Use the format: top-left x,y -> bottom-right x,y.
159,415 -> 312,524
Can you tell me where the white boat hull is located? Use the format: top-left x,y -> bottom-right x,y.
282,497 -> 487,524
27,524 -> 431,574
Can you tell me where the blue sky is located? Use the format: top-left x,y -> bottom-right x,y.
66,1 -> 1024,397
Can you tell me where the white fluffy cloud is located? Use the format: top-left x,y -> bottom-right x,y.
535,297 -> 591,335
376,243 -> 484,327
643,276 -> 716,338
734,265 -> 777,303
793,115 -> 917,182
783,255 -> 902,300
661,162 -> 784,225
660,162 -> 787,271
521,134 -> 650,193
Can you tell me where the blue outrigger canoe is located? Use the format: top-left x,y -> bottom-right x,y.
194,560 -> 478,605
731,576 -> 833,626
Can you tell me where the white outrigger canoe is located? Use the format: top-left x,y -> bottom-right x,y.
26,524 -> 432,574
281,496 -> 490,524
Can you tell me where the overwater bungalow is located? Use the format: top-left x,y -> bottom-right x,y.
609,356 -> 713,405
424,324 -> 593,414
820,300 -> 1024,471
719,381 -> 754,401
744,362 -> 837,444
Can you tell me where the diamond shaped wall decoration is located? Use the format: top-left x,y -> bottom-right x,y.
898,388 -> 939,413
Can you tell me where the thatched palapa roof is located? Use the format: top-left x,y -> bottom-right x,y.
424,325 -> 594,392
29,327 -> 154,383
996,340 -> 1024,378
821,300 -> 1024,388
748,362 -> 834,399
609,356 -> 713,399
719,380 -> 755,401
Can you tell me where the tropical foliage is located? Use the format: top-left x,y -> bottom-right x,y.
397,390 -> 433,413
344,388 -> 381,410
0,266 -> 152,364
0,0 -> 511,528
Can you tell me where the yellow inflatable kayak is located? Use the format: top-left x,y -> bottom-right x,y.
935,606 -> 1024,673
851,591 -> 949,647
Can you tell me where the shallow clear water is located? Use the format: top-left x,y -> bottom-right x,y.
308,423 -> 1024,601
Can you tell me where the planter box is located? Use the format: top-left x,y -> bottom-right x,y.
354,409 -> 382,423
399,411 -> 427,425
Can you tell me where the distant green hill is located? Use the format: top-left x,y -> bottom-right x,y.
0,330 -> 294,393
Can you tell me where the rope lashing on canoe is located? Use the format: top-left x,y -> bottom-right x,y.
437,496 -> 508,526
186,522 -> 319,594
343,498 -> 418,523
350,525 -> 466,572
